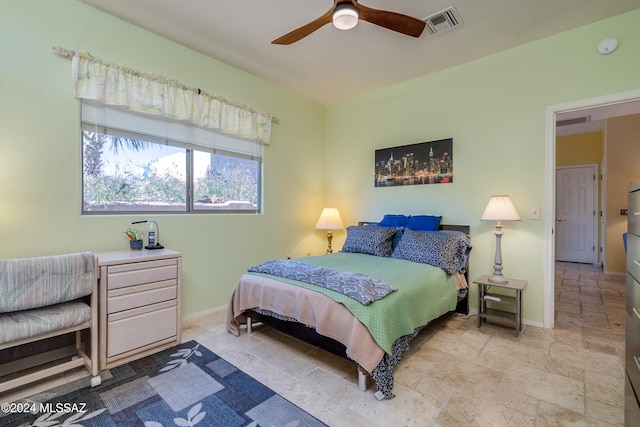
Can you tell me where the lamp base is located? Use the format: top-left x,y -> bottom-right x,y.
326,230 -> 334,254
145,244 -> 165,250
488,222 -> 508,284
487,274 -> 509,284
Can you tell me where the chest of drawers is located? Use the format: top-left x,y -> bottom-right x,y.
626,183 -> 640,426
96,249 -> 181,370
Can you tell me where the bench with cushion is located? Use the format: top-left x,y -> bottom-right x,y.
0,252 -> 100,393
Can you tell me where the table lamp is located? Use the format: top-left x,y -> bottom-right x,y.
315,208 -> 344,254
481,195 -> 520,284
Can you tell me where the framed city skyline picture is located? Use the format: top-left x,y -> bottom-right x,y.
374,138 -> 453,187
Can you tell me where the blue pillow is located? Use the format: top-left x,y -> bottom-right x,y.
378,214 -> 409,228
406,215 -> 442,231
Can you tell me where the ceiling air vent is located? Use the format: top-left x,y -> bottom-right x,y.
423,6 -> 462,36
557,116 -> 591,127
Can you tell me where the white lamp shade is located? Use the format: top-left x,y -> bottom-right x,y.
481,195 -> 521,221
333,5 -> 358,30
315,208 -> 344,230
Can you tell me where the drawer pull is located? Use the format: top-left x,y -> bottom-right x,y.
635,356 -> 640,372
634,260 -> 640,267
634,308 -> 640,321
634,212 -> 640,216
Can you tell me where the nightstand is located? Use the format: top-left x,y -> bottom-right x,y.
474,275 -> 527,336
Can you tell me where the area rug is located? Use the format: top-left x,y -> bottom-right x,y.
1,340 -> 327,427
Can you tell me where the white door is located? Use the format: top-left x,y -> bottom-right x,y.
556,164 -> 598,263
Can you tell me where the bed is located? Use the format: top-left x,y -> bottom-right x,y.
227,215 -> 471,399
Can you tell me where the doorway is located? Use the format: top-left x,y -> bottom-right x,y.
555,164 -> 598,264
544,89 -> 640,328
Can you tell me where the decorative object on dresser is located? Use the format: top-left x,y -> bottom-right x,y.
474,275 -> 527,336
481,195 -> 521,284
95,249 -> 181,370
625,182 -> 640,426
315,207 -> 344,254
132,219 -> 164,250
228,216 -> 471,399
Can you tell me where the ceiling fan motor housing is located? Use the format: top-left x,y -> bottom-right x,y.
333,3 -> 359,30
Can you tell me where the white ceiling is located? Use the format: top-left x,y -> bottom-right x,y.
79,0 -> 640,107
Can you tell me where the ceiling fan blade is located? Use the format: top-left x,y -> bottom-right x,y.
358,3 -> 426,38
272,9 -> 334,45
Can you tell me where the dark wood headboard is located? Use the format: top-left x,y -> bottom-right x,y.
439,224 -> 470,234
357,221 -> 470,235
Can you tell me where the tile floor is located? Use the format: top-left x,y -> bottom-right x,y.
3,262 -> 626,426
183,262 -> 626,426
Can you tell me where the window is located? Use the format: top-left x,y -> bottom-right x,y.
81,101 -> 262,214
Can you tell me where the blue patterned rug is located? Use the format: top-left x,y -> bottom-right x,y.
1,340 -> 327,426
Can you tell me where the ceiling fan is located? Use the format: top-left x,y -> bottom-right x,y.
272,0 -> 426,45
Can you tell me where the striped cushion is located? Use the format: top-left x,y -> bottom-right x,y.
0,252 -> 96,313
0,301 -> 91,344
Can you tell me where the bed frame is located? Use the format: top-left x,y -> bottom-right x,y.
244,223 -> 470,392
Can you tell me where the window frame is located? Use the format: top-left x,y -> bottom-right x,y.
80,101 -> 263,215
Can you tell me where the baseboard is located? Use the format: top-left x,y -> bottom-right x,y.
523,318 -> 544,328
181,305 -> 227,321
468,308 -> 543,329
603,270 -> 625,277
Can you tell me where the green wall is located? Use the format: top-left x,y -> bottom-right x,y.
1,1 -> 639,324
0,0 -> 327,316
325,10 -> 640,325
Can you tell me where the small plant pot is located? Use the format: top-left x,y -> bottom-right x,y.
130,239 -> 143,250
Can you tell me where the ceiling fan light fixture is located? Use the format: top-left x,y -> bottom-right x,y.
333,4 -> 359,30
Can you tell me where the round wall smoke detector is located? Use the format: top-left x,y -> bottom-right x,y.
597,38 -> 618,55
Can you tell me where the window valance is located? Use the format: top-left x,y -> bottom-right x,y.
66,51 -> 276,145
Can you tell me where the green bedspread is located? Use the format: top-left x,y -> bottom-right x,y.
248,252 -> 458,354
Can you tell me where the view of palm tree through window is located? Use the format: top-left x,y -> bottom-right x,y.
82,130 -> 260,213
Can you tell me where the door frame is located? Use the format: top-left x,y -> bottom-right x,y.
555,163 -> 598,264
544,89 -> 640,328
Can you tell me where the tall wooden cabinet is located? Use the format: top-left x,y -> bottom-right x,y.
96,249 -> 182,370
626,183 -> 640,426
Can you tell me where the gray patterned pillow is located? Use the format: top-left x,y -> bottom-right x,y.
391,228 -> 472,274
341,225 -> 397,257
